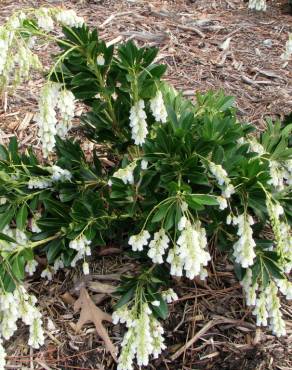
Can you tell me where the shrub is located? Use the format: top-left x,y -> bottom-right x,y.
0,7 -> 291,370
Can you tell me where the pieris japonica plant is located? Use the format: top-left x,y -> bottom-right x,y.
0,7 -> 292,370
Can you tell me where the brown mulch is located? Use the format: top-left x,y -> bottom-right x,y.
0,0 -> 292,369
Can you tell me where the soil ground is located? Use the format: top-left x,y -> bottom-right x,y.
0,0 -> 292,369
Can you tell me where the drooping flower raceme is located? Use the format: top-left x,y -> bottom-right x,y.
208,162 -> 235,199
266,199 -> 292,273
0,286 -> 44,370
25,259 -> 39,276
113,303 -> 166,370
253,290 -> 268,326
248,138 -> 265,155
69,235 -> 92,270
36,83 -> 60,157
129,100 -> 148,145
0,226 -> 28,252
35,8 -> 55,32
232,213 -> 256,268
248,0 -> 267,11
161,288 -> 178,303
281,34 -> 292,61
55,9 -> 84,28
167,219 -> 211,280
14,46 -> 42,85
147,228 -> 170,263
51,165 -> 72,182
0,27 -> 11,76
112,161 -> 137,185
129,230 -> 150,252
41,267 -> 53,281
276,279 -> 292,300
166,245 -> 184,277
150,90 -> 168,123
36,83 -> 75,157
217,196 -> 228,210
268,160 -> 291,190
56,88 -> 75,138
240,268 -> 258,306
265,282 -> 286,336
28,177 -> 52,189
241,270 -> 290,337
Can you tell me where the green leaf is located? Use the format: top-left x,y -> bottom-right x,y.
189,194 -> 219,206
16,204 -> 28,230
163,203 -> 176,231
0,232 -> 16,243
0,208 -> 14,231
151,201 -> 172,223
114,286 -> 136,310
12,255 -> 25,281
151,296 -> 169,320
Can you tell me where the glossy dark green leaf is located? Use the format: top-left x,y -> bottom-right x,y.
16,204 -> 28,230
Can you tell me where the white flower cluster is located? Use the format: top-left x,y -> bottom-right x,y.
14,46 -> 42,85
266,199 -> 292,273
248,138 -> 265,155
241,269 -> 290,337
31,212 -> 42,233
25,259 -> 39,276
0,286 -> 44,369
128,230 -> 150,252
39,254 -> 65,281
28,177 -> 52,189
6,12 -> 26,31
240,268 -> 257,306
113,303 -> 166,370
0,11 -> 42,89
96,54 -> 105,66
111,161 -> 137,185
36,8 -> 55,32
51,165 -> 72,182
69,235 -> 91,274
55,9 -> 84,28
268,160 -> 292,190
147,228 -> 170,263
232,214 -> 256,268
36,83 -> 75,157
248,0 -> 267,11
150,91 -> 168,123
56,89 -> 75,138
41,267 -> 53,281
276,279 -> 292,300
36,83 -> 60,157
217,196 -> 228,210
209,162 -> 235,199
0,27 -> 10,76
129,100 -> 148,145
281,34 -> 292,61
167,219 -> 211,280
0,226 -> 27,252
161,288 -> 178,303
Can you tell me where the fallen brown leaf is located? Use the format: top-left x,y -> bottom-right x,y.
60,292 -> 76,306
74,287 -> 117,361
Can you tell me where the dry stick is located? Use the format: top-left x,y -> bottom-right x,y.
167,23 -> 205,39
171,316 -> 254,361
171,319 -> 221,361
